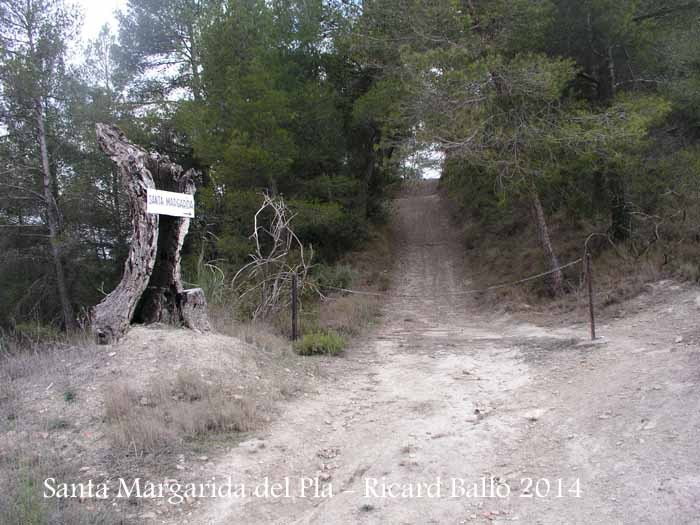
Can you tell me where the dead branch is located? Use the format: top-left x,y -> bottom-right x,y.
231,193 -> 318,320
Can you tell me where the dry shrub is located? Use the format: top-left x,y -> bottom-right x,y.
207,221 -> 391,346
173,370 -> 208,402
108,410 -> 176,455
677,261 -> 700,282
172,395 -> 257,435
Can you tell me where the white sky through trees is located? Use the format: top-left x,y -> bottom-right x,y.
76,0 -> 126,41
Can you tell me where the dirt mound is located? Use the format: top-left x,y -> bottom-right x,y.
110,325 -> 252,388
0,326 -> 258,451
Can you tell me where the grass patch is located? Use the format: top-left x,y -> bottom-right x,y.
294,330 -> 346,356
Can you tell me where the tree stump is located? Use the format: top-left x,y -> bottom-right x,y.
91,124 -> 210,344
180,288 -> 211,332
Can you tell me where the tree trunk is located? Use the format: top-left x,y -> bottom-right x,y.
596,46 -> 617,101
91,124 -> 210,343
530,185 -> 564,296
91,124 -> 159,344
110,166 -> 127,257
135,153 -> 201,327
607,171 -> 630,242
35,96 -> 75,331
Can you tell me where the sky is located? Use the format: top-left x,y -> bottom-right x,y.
76,0 -> 126,42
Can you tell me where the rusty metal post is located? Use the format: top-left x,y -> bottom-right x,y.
585,253 -> 596,340
291,272 -> 298,341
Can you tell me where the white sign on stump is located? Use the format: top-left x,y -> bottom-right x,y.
147,188 -> 195,218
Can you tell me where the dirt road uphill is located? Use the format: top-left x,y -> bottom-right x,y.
190,181 -> 700,525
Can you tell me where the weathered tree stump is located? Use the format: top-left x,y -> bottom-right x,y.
180,288 -> 211,332
91,124 -> 210,344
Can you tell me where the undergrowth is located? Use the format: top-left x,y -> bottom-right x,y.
442,184 -> 681,315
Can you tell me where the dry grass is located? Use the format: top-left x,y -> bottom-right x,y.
103,382 -> 136,421
209,306 -> 292,351
0,316 -> 314,522
211,317 -> 309,398
317,295 -> 382,336
0,443 -> 127,525
588,250 -> 662,306
103,371 -> 258,455
0,321 -> 308,522
0,339 -> 96,434
173,369 -> 208,402
102,382 -> 173,454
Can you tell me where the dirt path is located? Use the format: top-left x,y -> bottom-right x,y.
188,183 -> 700,524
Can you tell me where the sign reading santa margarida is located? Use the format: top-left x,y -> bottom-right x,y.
146,188 -> 194,218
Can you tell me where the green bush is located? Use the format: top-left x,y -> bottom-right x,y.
300,175 -> 362,207
313,263 -> 357,291
290,200 -> 368,260
294,330 -> 346,356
